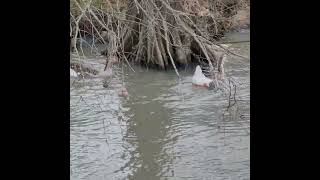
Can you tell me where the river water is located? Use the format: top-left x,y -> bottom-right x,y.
70,31 -> 250,180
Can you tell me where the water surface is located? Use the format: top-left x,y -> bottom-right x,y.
70,31 -> 250,180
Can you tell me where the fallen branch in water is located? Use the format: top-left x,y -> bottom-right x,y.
217,40 -> 250,44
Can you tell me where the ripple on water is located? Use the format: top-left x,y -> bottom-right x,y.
71,38 -> 250,180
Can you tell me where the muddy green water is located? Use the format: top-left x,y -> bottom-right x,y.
70,31 -> 250,180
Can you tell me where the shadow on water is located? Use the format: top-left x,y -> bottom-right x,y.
119,69 -> 177,180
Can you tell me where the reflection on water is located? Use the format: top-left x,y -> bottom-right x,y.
71,32 -> 250,180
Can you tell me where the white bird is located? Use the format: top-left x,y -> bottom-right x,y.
70,68 -> 78,77
192,65 -> 214,88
